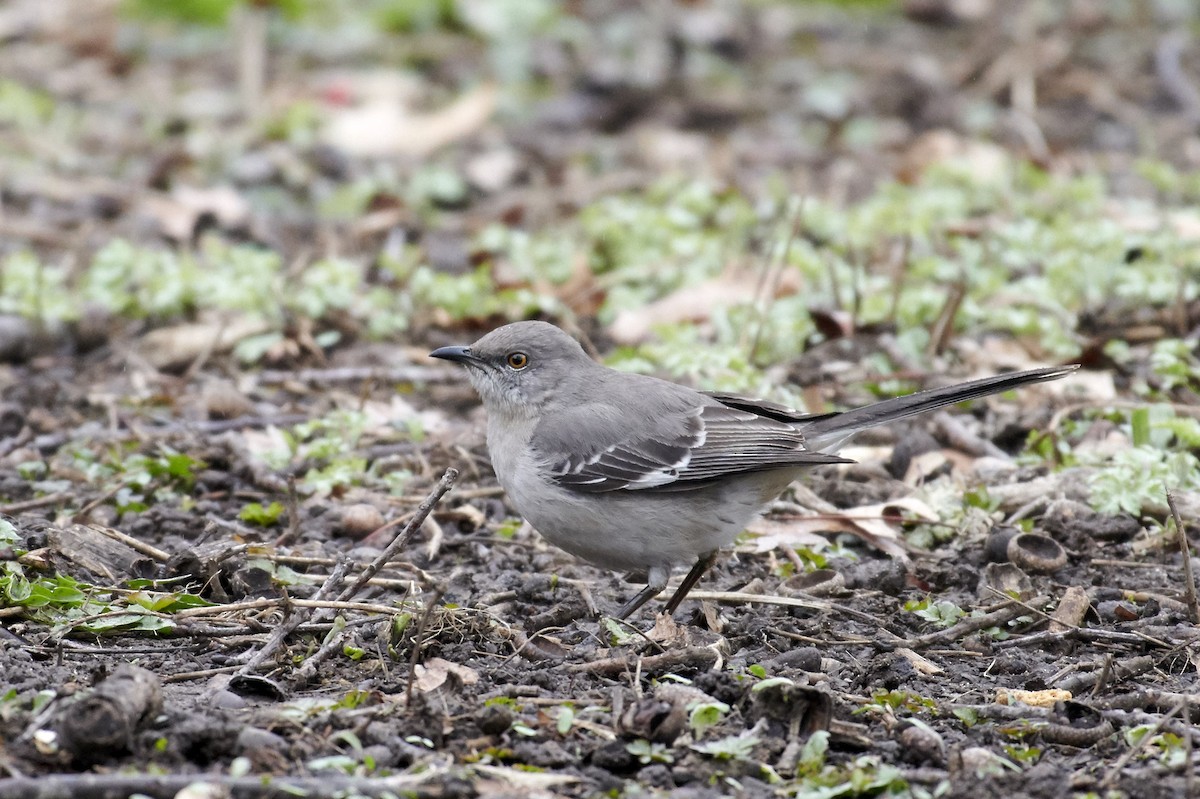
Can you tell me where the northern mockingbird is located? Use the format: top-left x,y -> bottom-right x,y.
431,321 -> 1076,619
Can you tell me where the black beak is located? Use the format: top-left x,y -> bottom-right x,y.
429,345 -> 477,365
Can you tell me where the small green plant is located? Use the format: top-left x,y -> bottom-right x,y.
904,598 -> 965,628
602,618 -> 637,647
1086,447 -> 1200,515
239,501 -> 285,526
786,752 -> 909,798
691,727 -> 760,761
856,690 -> 937,717
0,564 -> 214,635
687,701 -> 731,739
626,739 -> 675,765
1002,743 -> 1042,765
796,730 -> 830,776
953,707 -> 980,728
1125,725 -> 1188,767
554,705 -> 575,736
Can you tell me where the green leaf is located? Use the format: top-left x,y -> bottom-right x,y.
239,501 -> 285,526
555,706 -> 575,736
1131,406 -> 1151,447
797,730 -> 829,772
687,701 -> 730,738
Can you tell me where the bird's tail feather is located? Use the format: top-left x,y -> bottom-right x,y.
800,365 -> 1078,452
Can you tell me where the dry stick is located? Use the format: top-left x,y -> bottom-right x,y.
1185,699 -> 1196,799
176,597 -> 410,620
568,646 -> 721,676
1090,653 -> 1114,699
272,475 -> 302,547
1166,489 -> 1200,624
231,560 -> 349,678
0,772 -> 450,799
180,317 -> 227,384
406,583 -> 448,704
686,590 -> 904,642
290,618 -> 351,686
1100,701 -> 1185,789
748,202 -> 803,361
73,483 -> 126,521
337,467 -> 459,603
89,523 -> 172,562
1057,655 -> 1160,695
906,594 -> 1051,649
982,585 -> 1173,649
257,364 -> 465,386
0,492 -> 72,514
28,414 -> 311,455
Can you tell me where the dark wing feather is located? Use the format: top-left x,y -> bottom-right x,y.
702,391 -> 836,424
547,403 -> 849,494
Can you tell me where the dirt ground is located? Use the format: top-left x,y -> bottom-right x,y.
1,1 -> 1200,797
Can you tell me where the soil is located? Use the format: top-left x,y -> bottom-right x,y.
1,2 -> 1199,798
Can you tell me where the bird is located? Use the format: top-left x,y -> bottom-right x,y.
431,321 -> 1076,619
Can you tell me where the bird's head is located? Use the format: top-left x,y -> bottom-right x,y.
430,321 -> 593,416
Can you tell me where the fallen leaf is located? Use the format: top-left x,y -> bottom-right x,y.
323,84 -> 498,158
608,265 -> 800,345
140,186 -> 251,242
137,316 -> 272,371
744,497 -> 936,560
414,657 -> 479,693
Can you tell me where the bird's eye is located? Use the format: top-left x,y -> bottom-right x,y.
506,352 -> 529,370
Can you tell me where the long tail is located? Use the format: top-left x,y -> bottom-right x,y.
799,365 -> 1078,452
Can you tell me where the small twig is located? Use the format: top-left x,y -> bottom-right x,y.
72,484 -> 125,521
1167,489 -> 1200,624
1156,31 -> 1200,126
27,414 -> 311,454
273,475 -> 302,547
991,627 -> 1168,650
291,617 -> 352,686
1101,702 -> 1185,788
163,665 -> 242,683
257,365 -> 466,386
1090,653 -> 1114,698
406,584 -> 448,704
983,586 -> 1172,650
0,772 -> 452,799
176,595 -> 413,620
567,646 -> 722,675
0,492 -> 71,514
337,467 -> 459,603
230,561 -> 349,677
1057,655 -> 1160,694
1186,700 -> 1196,798
907,594 -> 1050,649
1048,400 -> 1200,434
394,485 -> 502,503
686,590 -> 894,632
89,523 -> 171,562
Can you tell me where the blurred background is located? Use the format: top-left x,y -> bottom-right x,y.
1,0 -> 1198,393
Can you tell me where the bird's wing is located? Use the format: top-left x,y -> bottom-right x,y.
537,402 -> 849,494
702,391 -> 837,424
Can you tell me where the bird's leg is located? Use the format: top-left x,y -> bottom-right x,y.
615,566 -> 669,620
663,550 -> 719,615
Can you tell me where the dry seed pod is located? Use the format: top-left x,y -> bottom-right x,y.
1007,533 -> 1068,574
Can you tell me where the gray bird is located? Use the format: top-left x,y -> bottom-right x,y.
431,321 -> 1075,619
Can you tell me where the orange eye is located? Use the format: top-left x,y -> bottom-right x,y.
506,352 -> 529,369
